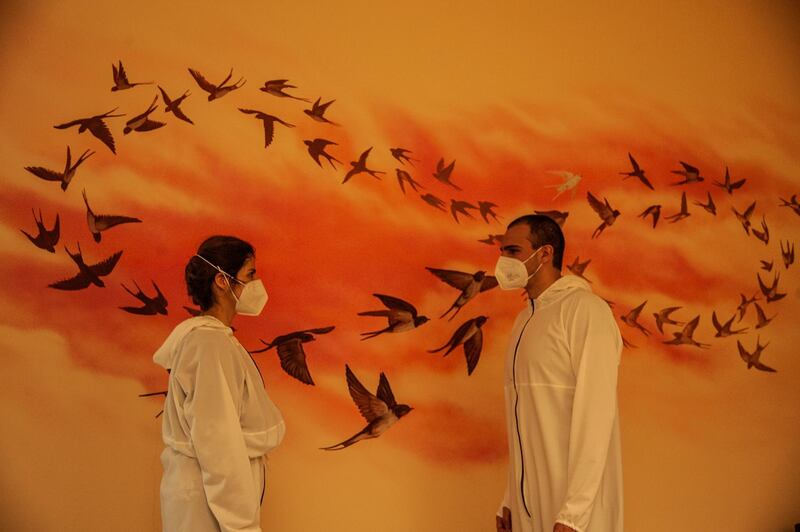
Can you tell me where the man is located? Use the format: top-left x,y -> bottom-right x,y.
494,214 -> 623,532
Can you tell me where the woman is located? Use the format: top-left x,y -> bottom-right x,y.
153,235 -> 285,532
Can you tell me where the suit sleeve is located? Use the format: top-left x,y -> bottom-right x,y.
181,330 -> 261,532
554,295 -> 622,532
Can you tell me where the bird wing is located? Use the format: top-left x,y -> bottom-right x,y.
680,161 -> 699,174
188,68 -> 216,93
262,119 -> 276,147
93,214 -> 142,231
120,305 -> 157,315
134,120 -> 166,132
89,250 -> 123,277
346,365 -> 388,422
301,326 -> 336,336
373,293 -> 418,316
425,267 -> 473,290
736,341 -> 750,363
86,119 -> 116,153
711,311 -> 723,332
25,166 -> 62,182
49,272 -> 92,290
375,372 -> 397,408
684,315 -> 700,337
277,339 -> 314,385
587,191 -> 612,218
463,327 -> 483,375
480,275 -> 499,292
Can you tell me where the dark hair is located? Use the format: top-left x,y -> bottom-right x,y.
185,235 -> 255,311
507,214 -> 565,270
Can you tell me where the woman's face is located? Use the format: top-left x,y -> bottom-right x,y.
230,255 -> 257,299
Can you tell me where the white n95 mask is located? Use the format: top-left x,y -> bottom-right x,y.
494,247 -> 543,290
195,254 -> 269,316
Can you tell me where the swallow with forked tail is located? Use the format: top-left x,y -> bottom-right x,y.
25,145 -> 95,191
566,256 -> 592,283
752,215 -> 769,245
123,96 -> 165,134
304,97 -> 339,125
251,326 -> 335,385
120,280 -> 168,315
711,311 -> 747,337
760,260 -> 773,272
737,337 -> 775,372
662,315 -> 710,348
732,201 -> 756,235
478,201 -> 500,223
778,194 -> 800,217
670,161 -> 704,185
54,108 -> 124,154
82,189 -> 141,242
653,306 -> 684,334
304,138 -> 341,169
321,365 -> 412,450
426,268 -> 497,321
450,199 -> 478,223
158,86 -> 194,124
753,302 -> 775,329
638,204 -> 661,228
239,108 -> 294,148
736,293 -> 760,322
428,316 -> 489,375
21,208 -> 59,252
111,60 -> 152,91
620,153 -> 653,190
343,147 -> 385,184
189,67 -> 245,101
358,294 -> 429,340
665,192 -> 690,223
395,169 -> 424,194
757,272 -> 786,303
587,191 -> 620,238
713,166 -> 745,194
692,192 -> 716,215
780,240 -> 794,269
621,301 -> 651,336
432,158 -> 461,190
420,193 -> 446,212
390,147 -> 419,166
260,79 -> 310,102
48,242 -> 122,290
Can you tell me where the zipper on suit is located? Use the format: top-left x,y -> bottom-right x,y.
513,300 -> 535,518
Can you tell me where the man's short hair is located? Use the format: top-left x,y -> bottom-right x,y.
508,214 -> 565,270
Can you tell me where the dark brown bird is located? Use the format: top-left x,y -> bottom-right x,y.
736,293 -> 760,322
260,79 -> 310,102
123,96 -> 165,134
343,147 -> 385,184
620,301 -> 651,336
54,108 -> 123,154
420,193 -> 446,211
478,234 -> 503,246
692,192 -> 716,215
358,294 -> 429,340
25,146 -> 95,191
737,336 -> 775,372
653,306 -> 684,334
780,240 -> 794,269
752,215 -> 769,245
252,326 -> 335,386
158,86 -> 194,124
428,316 -> 489,376
450,199 -> 479,223
432,158 -> 461,190
120,280 -> 168,315
239,108 -> 294,148
731,201 -> 756,235
621,334 -> 637,349
778,194 -> 800,217
48,242 -> 123,290
760,260 -> 773,272
662,315 -> 710,348
390,148 -> 419,166
620,152 -> 653,190
665,191 -> 690,223
395,169 -> 424,194
188,67 -> 245,101
304,138 -> 341,169
638,204 -> 661,228
534,209 -> 569,227
303,97 -> 339,125
139,390 -> 168,418
711,311 -> 748,337
111,60 -> 152,91
757,272 -> 786,303
587,191 -> 621,238
753,302 -> 775,329
566,256 -> 592,283
321,365 -> 412,450
478,201 -> 500,223
670,161 -> 704,185
713,166 -> 745,194
21,208 -> 60,253
426,268 -> 497,321
82,189 -> 142,243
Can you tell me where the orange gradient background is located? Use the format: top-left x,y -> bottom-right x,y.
1,1 -> 799,531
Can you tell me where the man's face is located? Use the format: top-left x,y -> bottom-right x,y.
499,224 -> 535,259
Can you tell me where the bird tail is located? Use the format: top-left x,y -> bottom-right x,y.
360,326 -> 391,340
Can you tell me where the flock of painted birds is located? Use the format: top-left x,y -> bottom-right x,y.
20,61 -> 799,449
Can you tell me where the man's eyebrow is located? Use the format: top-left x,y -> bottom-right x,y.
500,245 -> 520,251
248,268 -> 256,274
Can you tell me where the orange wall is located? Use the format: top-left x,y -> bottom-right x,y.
1,1 -> 799,531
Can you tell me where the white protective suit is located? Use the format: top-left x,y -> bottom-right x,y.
153,315 -> 286,532
498,274 -> 623,532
